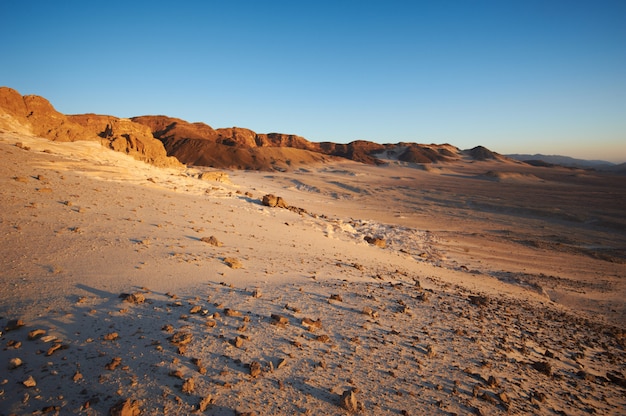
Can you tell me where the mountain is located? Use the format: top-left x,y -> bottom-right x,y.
1,87 -> 506,171
506,153 -> 617,170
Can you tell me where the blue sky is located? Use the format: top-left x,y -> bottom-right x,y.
2,1 -> 625,162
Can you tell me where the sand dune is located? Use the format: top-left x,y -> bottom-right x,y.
1,131 -> 625,415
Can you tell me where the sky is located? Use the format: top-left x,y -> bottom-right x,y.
1,1 -> 625,162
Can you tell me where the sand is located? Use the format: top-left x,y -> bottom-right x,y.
0,131 -> 624,415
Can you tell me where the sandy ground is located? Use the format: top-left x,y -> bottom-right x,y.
0,131 -> 624,415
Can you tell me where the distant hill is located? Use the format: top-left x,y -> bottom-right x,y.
507,154 -> 616,170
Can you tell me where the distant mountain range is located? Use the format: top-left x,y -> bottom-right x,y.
506,154 -> 626,172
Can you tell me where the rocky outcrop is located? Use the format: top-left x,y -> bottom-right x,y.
0,87 -> 181,168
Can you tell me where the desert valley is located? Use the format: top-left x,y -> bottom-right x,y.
0,87 -> 625,415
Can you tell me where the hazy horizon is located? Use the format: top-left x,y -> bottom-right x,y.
1,1 -> 624,163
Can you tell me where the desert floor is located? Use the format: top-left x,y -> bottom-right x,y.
1,131 -> 625,415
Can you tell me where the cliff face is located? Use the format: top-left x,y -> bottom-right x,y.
0,87 -> 181,168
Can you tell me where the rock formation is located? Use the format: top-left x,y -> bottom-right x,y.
0,87 -> 181,168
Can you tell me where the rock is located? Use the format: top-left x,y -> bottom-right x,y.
233,336 -> 245,348
469,295 -> 489,306
8,357 -> 23,369
364,236 -> 386,248
329,294 -> 343,302
46,342 -> 67,356
224,257 -> 243,269
302,318 -> 322,330
73,370 -> 83,382
315,334 -> 331,343
251,288 -> 262,298
224,308 -> 242,317
532,361 -> 552,376
249,361 -> 262,378
22,376 -> 36,388
109,398 -> 141,416
426,345 -> 436,359
198,395 -> 213,412
169,331 -> 193,346
121,292 -> 145,304
271,314 -> 289,325
200,236 -> 223,246
340,389 -> 359,412
198,171 -> 230,183
103,332 -> 119,341
106,357 -> 122,370
262,194 -> 289,208
182,378 -> 195,394
27,329 -> 46,340
277,358 -> 287,369
4,319 -> 25,331
189,305 -> 202,314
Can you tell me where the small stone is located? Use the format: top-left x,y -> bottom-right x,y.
22,376 -> 36,388
106,357 -> 122,370
5,319 -> 25,331
249,361 -> 262,378
233,336 -> 244,348
103,332 -> 119,341
169,331 -> 193,346
532,361 -> 552,376
224,257 -> 243,269
498,392 -> 510,404
224,308 -> 242,317
316,334 -> 331,343
340,389 -> 359,412
271,314 -> 289,325
251,288 -> 262,298
364,236 -> 386,248
277,358 -> 287,369
426,345 -> 436,358
182,378 -> 195,394
200,236 -> 223,247
73,371 -> 83,382
189,305 -> 202,314
329,294 -> 343,302
121,292 -> 145,304
9,357 -> 23,369
28,329 -> 46,340
302,318 -> 322,330
362,307 -> 373,316
198,395 -> 212,412
109,398 -> 141,416
46,343 -> 66,356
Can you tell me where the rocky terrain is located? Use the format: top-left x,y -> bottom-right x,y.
0,88 -> 625,415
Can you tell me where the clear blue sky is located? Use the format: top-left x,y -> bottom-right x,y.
2,0 -> 625,162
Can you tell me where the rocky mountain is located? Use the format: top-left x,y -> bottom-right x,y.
1,87 -> 504,171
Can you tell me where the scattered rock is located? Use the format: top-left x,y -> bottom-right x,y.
106,357 -> 122,370
364,236 -> 386,248
73,370 -> 83,382
262,194 -> 289,208
103,332 -> 119,341
189,305 -> 202,314
340,389 -> 359,412
5,319 -> 25,331
182,377 -> 195,394
249,361 -> 262,378
224,257 -> 243,269
233,336 -> 245,348
329,294 -> 343,302
22,376 -> 36,388
46,342 -> 67,356
532,361 -> 552,376
251,288 -> 262,298
120,292 -> 145,304
8,357 -> 23,369
302,318 -> 322,331
315,334 -> 331,343
224,308 -> 242,317
27,329 -> 46,340
198,395 -> 213,412
200,236 -> 223,246
426,344 -> 436,358
109,398 -> 141,416
469,295 -> 489,306
169,331 -> 193,347
271,314 -> 289,325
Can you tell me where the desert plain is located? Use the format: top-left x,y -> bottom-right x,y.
0,129 -> 625,415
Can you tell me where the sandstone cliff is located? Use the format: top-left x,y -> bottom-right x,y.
0,87 -> 181,168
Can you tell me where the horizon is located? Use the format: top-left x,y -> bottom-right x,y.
1,1 -> 625,163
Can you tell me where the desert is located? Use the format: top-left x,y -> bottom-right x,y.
0,90 -> 625,415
